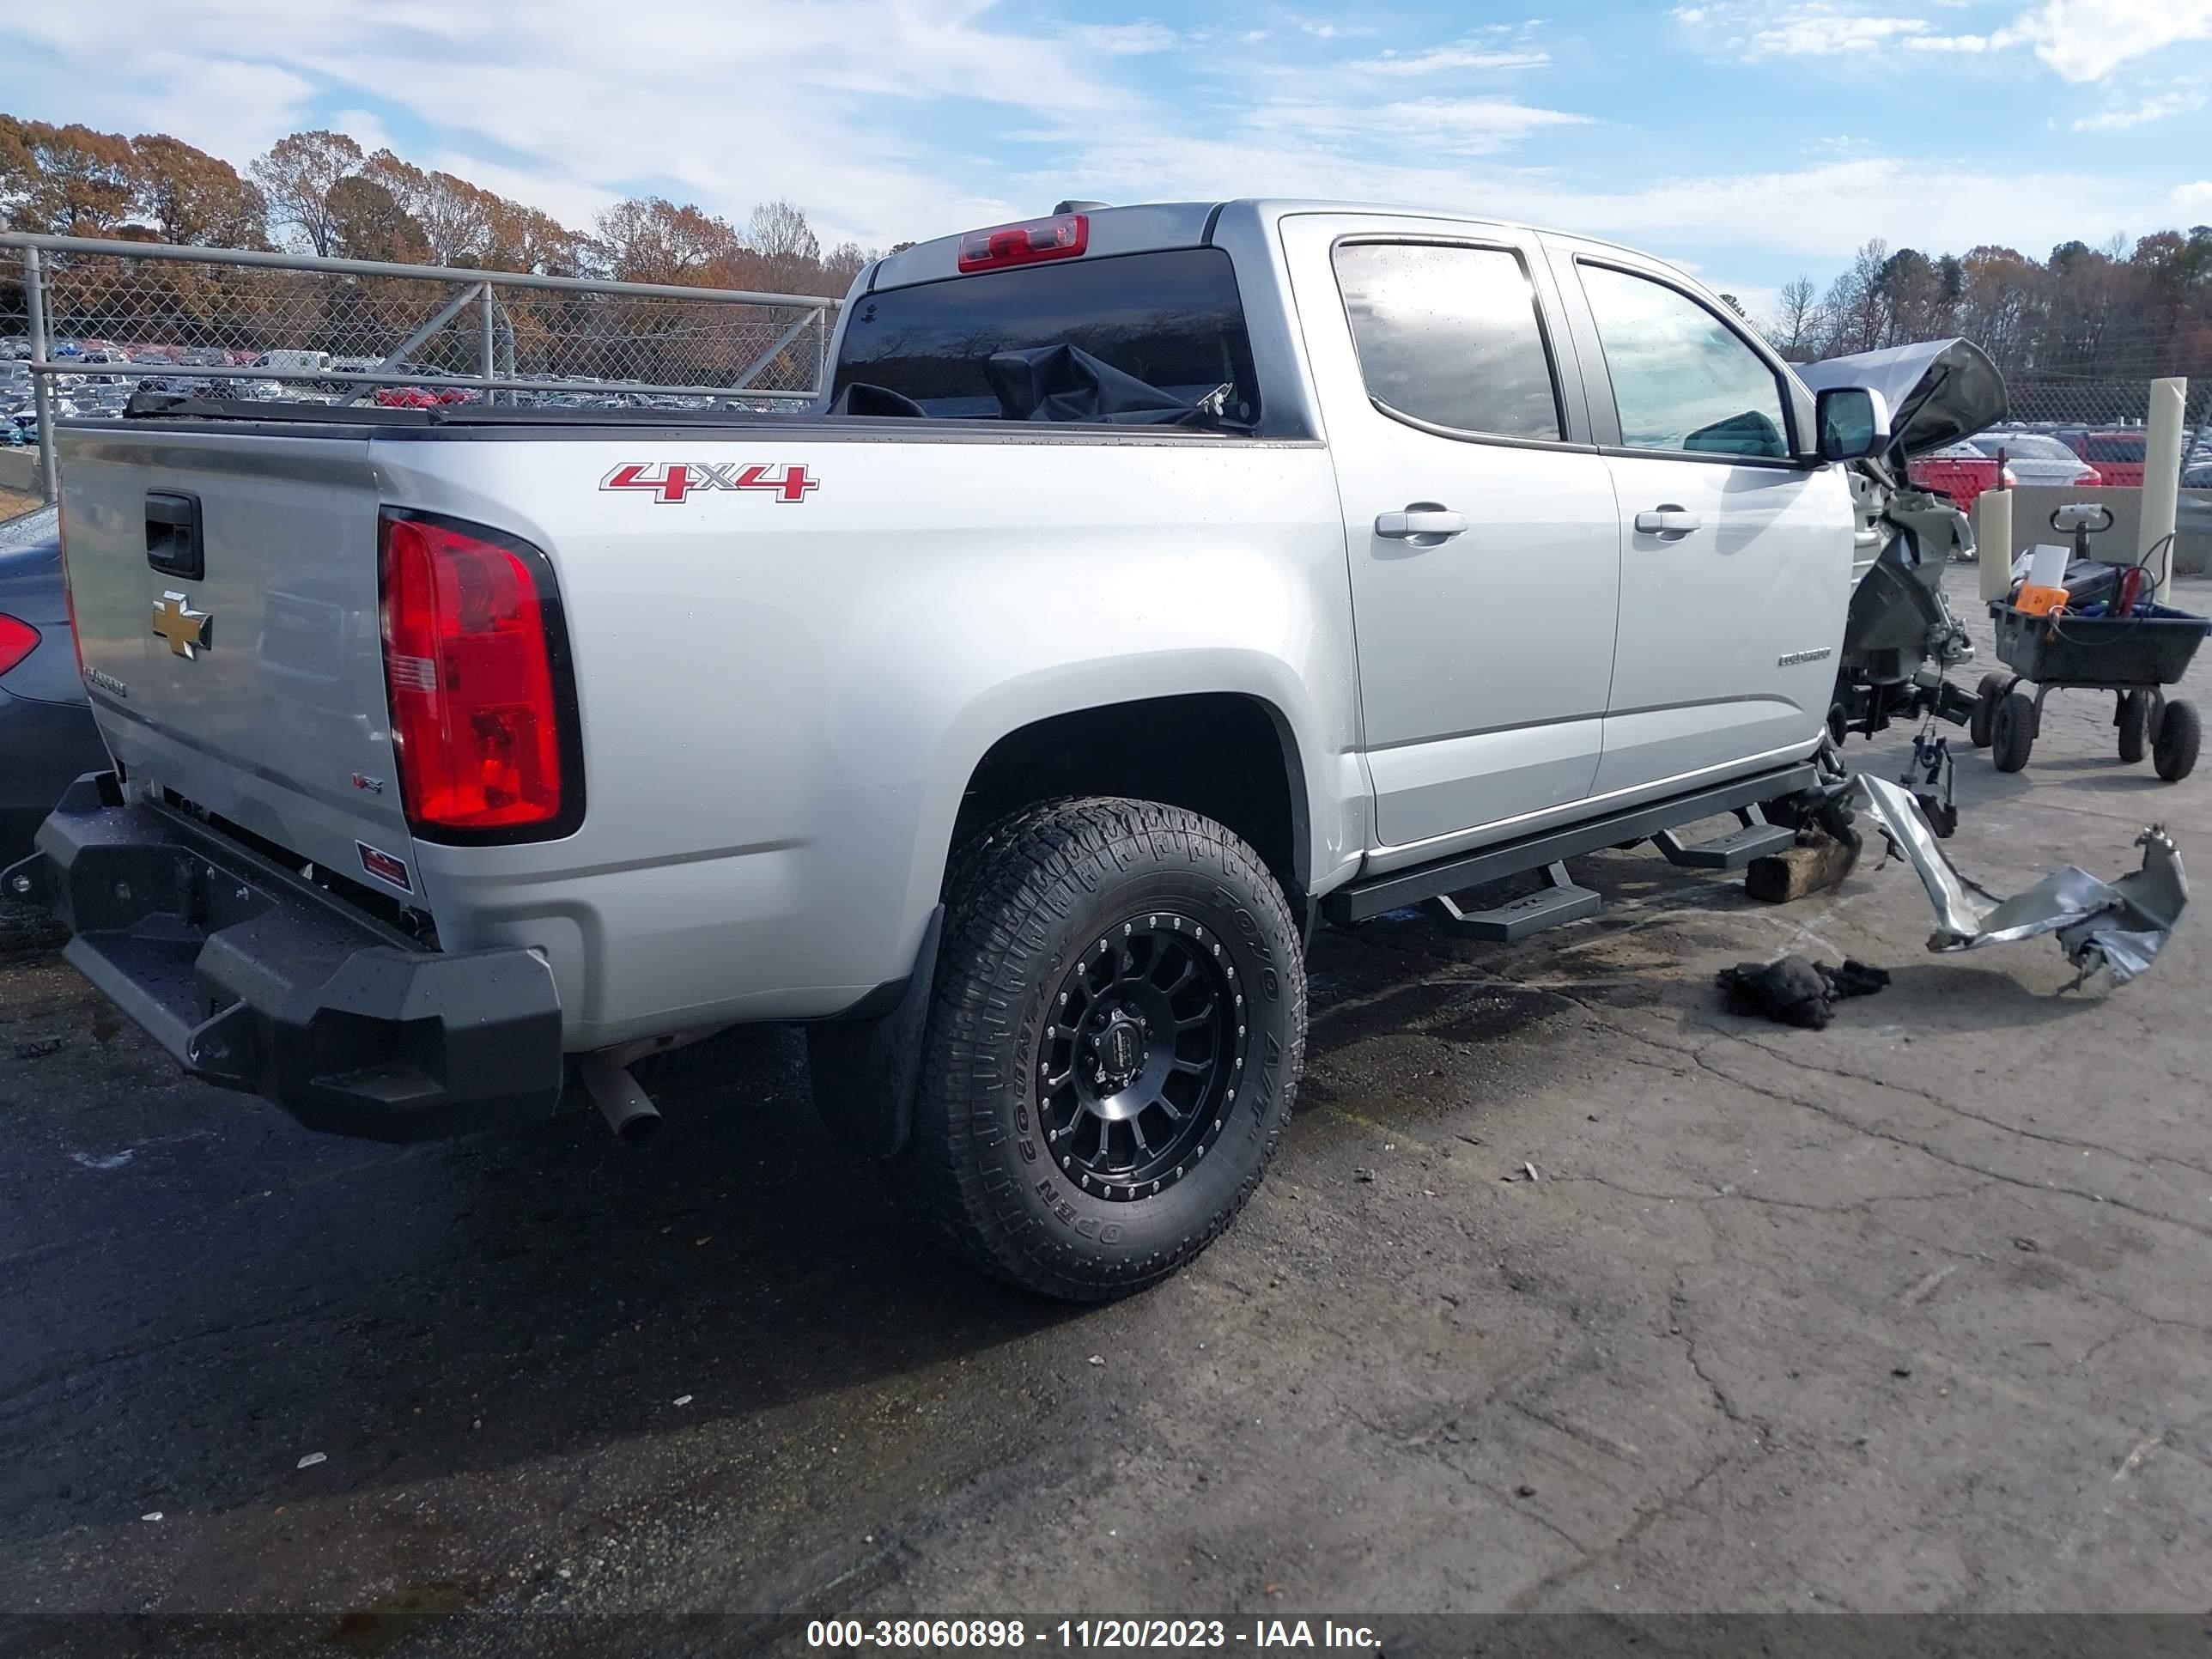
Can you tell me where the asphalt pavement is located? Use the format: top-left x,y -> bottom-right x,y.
2,568 -> 2208,1656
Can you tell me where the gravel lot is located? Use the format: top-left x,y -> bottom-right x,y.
3,568 -> 2208,1653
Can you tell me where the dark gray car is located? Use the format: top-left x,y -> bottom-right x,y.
1,505 -> 110,860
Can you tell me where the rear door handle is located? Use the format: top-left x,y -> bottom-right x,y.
1375,507 -> 1468,540
145,490 -> 204,580
1633,507 -> 1702,535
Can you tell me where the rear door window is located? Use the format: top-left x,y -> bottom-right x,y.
1577,264 -> 1790,459
832,247 -> 1259,422
1330,241 -> 1563,441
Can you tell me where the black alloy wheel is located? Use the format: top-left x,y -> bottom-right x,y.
1037,913 -> 1247,1202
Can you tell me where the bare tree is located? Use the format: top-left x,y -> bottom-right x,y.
746,198 -> 820,265
1766,274 -> 1821,359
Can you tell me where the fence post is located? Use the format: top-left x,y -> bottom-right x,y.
1975,488 -> 2014,603
480,283 -> 496,409
22,246 -> 58,503
2141,378 -> 2185,595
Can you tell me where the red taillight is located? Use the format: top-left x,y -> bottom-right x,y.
2079,467 -> 2104,486
378,510 -> 577,837
0,613 -> 38,677
956,212 -> 1088,273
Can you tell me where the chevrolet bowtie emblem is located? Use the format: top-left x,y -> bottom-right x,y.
151,590 -> 213,659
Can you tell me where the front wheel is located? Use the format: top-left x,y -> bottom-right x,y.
2154,700 -> 2200,782
892,798 -> 1306,1301
1991,690 -> 2036,773
1970,673 -> 2008,749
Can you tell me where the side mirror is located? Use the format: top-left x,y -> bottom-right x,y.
1815,386 -> 1891,462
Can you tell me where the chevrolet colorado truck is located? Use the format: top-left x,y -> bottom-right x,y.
6,199 -> 1899,1300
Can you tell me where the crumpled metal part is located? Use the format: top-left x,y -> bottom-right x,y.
1850,775 -> 2187,986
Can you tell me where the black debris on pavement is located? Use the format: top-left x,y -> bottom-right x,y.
1716,954 -> 1893,1030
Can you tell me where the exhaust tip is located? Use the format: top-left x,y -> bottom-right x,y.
616,1110 -> 664,1149
580,1055 -> 663,1149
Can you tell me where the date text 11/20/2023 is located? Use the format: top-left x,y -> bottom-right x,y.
805,1620 -> 1382,1650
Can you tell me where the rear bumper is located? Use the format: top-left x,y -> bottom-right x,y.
2,775 -> 563,1141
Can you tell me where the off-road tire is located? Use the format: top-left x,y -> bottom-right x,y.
2154,699 -> 2200,782
2117,691 -> 2151,763
890,798 -> 1305,1301
1990,690 -> 2036,773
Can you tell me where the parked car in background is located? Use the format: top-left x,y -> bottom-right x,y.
2063,428 -> 2147,486
1906,428 -> 2101,507
1908,441 -> 2015,507
1970,430 -> 2102,488
0,506 -> 110,863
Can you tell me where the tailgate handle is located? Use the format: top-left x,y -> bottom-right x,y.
145,491 -> 204,581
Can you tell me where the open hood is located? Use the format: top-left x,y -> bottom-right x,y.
1794,338 -> 2007,471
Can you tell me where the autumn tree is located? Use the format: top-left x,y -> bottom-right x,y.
252,130 -> 363,257
593,196 -> 746,283
127,133 -> 265,246
0,118 -> 135,234
328,173 -> 432,264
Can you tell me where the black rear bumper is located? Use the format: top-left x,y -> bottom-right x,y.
2,775 -> 563,1141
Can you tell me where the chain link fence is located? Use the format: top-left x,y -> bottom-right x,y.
2000,377 -> 2212,448
3,233 -> 841,500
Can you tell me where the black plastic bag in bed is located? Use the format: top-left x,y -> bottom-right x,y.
983,343 -> 1215,426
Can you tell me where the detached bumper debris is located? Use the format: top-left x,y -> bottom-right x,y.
1718,955 -> 1891,1029
1850,775 -> 2187,987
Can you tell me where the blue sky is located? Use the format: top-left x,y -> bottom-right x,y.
7,0 -> 2211,315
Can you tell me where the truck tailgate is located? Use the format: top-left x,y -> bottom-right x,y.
62,428 -> 422,896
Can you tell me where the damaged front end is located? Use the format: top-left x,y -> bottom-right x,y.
1806,774 -> 2190,988
1797,339 -> 2008,741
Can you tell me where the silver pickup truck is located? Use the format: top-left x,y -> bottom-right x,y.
8,199 -> 1910,1300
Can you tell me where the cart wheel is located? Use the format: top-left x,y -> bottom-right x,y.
2154,700 -> 2200,782
1990,690 -> 2036,773
2117,691 -> 2151,763
1970,672 -> 2007,748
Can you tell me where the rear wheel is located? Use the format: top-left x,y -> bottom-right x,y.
1990,690 -> 2036,774
2117,691 -> 2151,763
891,798 -> 1305,1301
2154,700 -> 2200,782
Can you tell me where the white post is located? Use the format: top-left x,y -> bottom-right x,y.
2140,377 -> 2185,596
1976,487 -> 2014,603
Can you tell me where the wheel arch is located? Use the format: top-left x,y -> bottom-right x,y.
946,688 -> 1316,911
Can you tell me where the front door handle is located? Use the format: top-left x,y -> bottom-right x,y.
1633,507 -> 1702,535
1376,507 -> 1468,540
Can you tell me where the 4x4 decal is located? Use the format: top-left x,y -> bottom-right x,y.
599,462 -> 819,504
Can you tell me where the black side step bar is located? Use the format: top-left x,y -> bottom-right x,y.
1322,763 -> 1818,927
1428,861 -> 1602,942
1653,806 -> 1796,871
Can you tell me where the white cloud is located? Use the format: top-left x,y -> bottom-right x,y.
1232,92 -> 1591,160
330,108 -> 394,156
2072,88 -> 2207,128
1066,21 -> 1179,55
1691,0 -> 2212,77
2175,180 -> 2212,210
1673,2 -> 1947,58
1995,0 -> 2212,81
1348,42 -> 1552,74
